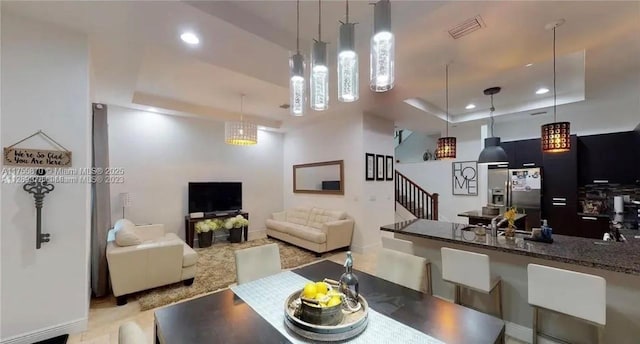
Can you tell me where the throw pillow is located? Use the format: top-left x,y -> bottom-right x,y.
115,227 -> 142,246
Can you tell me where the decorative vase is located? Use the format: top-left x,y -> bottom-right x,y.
198,231 -> 214,248
505,224 -> 516,238
229,227 -> 243,243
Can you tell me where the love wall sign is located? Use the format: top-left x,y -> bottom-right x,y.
4,148 -> 72,167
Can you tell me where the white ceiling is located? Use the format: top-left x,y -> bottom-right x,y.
3,1 -> 639,132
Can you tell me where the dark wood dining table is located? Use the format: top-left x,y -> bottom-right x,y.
155,260 -> 505,344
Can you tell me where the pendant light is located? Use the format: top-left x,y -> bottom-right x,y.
478,87 -> 508,165
225,94 -> 257,146
310,0 -> 329,111
337,0 -> 358,102
541,19 -> 571,153
370,0 -> 394,92
289,0 -> 306,116
436,64 -> 456,160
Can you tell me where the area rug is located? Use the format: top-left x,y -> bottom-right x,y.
136,238 -> 321,311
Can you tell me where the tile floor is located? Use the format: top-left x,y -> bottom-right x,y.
68,247 -> 526,344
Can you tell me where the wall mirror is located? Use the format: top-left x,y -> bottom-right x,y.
293,160 -> 344,195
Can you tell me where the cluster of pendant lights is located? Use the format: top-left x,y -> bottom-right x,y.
289,0 -> 394,116
476,19 -> 571,164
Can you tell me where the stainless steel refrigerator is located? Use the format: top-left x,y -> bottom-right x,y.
487,168 -> 542,230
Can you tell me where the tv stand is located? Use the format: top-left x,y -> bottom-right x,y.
184,211 -> 249,248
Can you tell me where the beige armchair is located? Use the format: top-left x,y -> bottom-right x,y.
107,219 -> 197,305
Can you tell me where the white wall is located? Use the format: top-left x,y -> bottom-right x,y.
397,124 -> 485,223
361,114 -> 395,250
1,12 -> 91,343
283,113 -> 395,252
107,106 -> 283,238
283,113 -> 365,249
395,131 -> 439,163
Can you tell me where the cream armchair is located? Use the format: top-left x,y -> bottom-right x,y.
107,219 -> 197,305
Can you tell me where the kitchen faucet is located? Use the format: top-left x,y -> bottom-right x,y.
490,215 -> 508,237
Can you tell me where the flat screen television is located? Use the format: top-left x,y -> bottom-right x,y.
188,182 -> 242,214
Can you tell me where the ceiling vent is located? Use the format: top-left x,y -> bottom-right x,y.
530,111 -> 547,116
279,104 -> 290,109
448,16 -> 485,39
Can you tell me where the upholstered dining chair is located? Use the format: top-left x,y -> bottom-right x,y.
377,237 -> 432,294
234,243 -> 282,284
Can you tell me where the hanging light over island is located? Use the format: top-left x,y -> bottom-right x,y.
370,0 -> 394,92
337,0 -> 358,102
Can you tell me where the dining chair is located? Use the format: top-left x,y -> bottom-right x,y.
528,264 -> 606,344
441,247 -> 503,319
118,321 -> 147,344
234,243 -> 282,284
377,237 -> 431,294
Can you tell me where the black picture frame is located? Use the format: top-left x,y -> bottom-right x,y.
365,153 -> 375,181
385,155 -> 394,181
452,161 -> 478,196
376,154 -> 385,181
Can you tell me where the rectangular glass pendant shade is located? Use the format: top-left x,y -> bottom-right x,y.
225,121 -> 257,146
289,53 -> 305,116
370,0 -> 394,92
541,122 -> 571,152
338,23 -> 358,102
310,40 -> 329,111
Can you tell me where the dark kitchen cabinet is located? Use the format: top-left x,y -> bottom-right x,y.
542,135 -> 579,236
578,131 -> 640,185
499,139 -> 542,169
577,215 -> 610,239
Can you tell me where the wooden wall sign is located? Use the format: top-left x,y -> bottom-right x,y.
3,130 -> 72,167
4,148 -> 72,167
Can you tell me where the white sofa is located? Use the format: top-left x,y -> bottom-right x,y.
107,219 -> 197,305
265,207 -> 354,255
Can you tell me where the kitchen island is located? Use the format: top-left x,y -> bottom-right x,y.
380,219 -> 640,343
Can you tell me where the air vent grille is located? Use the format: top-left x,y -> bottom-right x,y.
530,111 -> 547,116
279,104 -> 290,109
448,16 -> 485,39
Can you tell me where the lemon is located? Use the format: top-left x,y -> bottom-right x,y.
315,292 -> 327,301
315,281 -> 328,295
303,282 -> 317,299
327,296 -> 341,307
327,289 -> 340,297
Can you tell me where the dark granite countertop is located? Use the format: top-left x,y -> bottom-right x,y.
381,219 -> 640,276
458,210 -> 527,221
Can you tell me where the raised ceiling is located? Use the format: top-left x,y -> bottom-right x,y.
3,1 -> 639,132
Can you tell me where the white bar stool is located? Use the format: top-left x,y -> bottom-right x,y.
441,247 -> 503,319
379,237 -> 432,295
528,264 -> 606,344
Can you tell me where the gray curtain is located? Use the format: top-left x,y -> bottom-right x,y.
91,103 -> 112,297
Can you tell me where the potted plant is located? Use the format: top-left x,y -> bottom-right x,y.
225,215 -> 249,243
195,219 -> 221,248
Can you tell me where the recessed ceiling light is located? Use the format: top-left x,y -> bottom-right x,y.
535,87 -> 549,95
180,32 -> 200,45
465,103 -> 476,110
525,63 -> 533,67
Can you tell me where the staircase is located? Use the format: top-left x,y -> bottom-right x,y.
395,170 -> 439,220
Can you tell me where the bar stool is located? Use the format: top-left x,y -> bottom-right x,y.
440,247 -> 503,319
528,264 -> 606,344
379,237 -> 432,295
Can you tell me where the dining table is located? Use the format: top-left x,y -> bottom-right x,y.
154,260 -> 505,344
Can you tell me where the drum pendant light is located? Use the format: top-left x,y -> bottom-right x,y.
337,0 -> 359,102
310,0 -> 329,111
225,94 -> 257,146
436,64 -> 456,160
289,0 -> 306,116
541,19 -> 571,153
478,87 -> 508,165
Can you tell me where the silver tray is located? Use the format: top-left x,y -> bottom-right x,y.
283,288 -> 369,342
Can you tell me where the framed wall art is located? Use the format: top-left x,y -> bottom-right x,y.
376,154 -> 385,181
452,161 -> 478,196
385,155 -> 394,181
365,153 -> 375,181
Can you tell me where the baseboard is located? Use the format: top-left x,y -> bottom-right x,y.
1,318 -> 87,344
505,321 -> 533,343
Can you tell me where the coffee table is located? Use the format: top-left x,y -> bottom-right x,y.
155,260 -> 505,344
